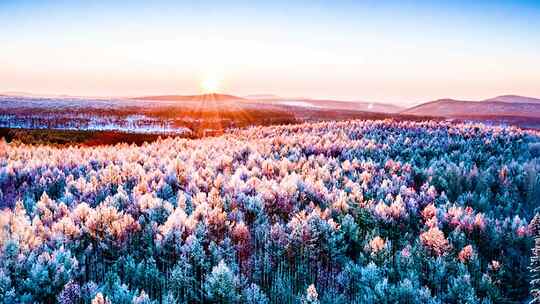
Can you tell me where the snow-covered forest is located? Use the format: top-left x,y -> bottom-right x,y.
1,120 -> 539,303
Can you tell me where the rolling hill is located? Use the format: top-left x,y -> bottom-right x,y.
402,96 -> 540,118
401,95 -> 540,129
484,95 -> 540,104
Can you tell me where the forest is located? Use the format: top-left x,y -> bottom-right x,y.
1,119 -> 540,303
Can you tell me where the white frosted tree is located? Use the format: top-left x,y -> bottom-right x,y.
301,284 -> 320,304
204,260 -> 239,303
91,293 -> 111,304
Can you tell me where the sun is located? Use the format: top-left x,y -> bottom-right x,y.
200,76 -> 220,93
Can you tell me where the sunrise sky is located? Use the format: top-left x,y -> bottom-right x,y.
1,0 -> 539,105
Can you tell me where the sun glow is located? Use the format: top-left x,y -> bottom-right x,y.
200,76 -> 220,93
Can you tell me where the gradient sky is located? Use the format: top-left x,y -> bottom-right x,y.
1,0 -> 539,105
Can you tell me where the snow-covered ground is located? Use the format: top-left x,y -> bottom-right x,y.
0,96 -> 194,134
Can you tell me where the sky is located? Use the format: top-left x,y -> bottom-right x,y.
1,0 -> 539,105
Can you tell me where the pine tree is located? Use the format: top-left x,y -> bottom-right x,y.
162,291 -> 177,304
243,283 -> 269,304
57,281 -> 80,304
132,290 -> 155,304
301,284 -> 320,304
170,258 -> 198,303
0,268 -> 15,303
81,282 -> 99,303
530,213 -> 540,304
531,213 -> 540,238
445,273 -> 479,304
92,293 -> 112,304
204,260 -> 239,303
101,271 -> 133,304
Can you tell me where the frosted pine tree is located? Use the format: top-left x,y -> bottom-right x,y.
57,281 -> 80,304
162,292 -> 177,304
301,284 -> 320,304
132,290 -> 155,304
242,283 -> 269,304
530,214 -> 540,303
204,260 -> 239,303
532,238 -> 540,303
91,293 -> 111,304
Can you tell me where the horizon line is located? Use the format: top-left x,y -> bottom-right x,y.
2,90 -> 539,108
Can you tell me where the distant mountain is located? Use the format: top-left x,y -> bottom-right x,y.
484,95 -> 540,104
133,93 -> 246,102
402,96 -> 540,118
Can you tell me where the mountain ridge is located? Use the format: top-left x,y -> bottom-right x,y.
401,95 -> 540,118
484,95 -> 540,104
